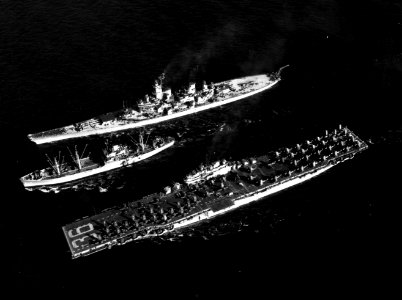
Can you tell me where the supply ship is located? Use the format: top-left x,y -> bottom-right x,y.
62,125 -> 368,259
21,134 -> 174,189
29,66 -> 288,145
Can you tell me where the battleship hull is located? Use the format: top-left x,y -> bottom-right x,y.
21,140 -> 174,188
29,74 -> 280,144
62,126 -> 368,259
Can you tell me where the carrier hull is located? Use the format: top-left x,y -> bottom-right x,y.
62,126 -> 368,259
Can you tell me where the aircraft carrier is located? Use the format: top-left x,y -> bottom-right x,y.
62,125 -> 368,259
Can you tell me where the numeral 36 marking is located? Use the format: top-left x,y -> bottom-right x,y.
72,233 -> 101,248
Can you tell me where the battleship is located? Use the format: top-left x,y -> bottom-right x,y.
21,134 -> 174,189
28,66 -> 288,145
62,125 -> 368,259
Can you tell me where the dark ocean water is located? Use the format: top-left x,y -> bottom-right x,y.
1,0 -> 401,296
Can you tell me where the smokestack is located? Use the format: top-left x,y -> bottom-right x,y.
164,88 -> 172,98
203,81 -> 208,91
154,81 -> 163,100
188,82 -> 196,94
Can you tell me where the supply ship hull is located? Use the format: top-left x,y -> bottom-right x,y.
21,137 -> 174,189
29,69 -> 285,145
62,125 -> 368,259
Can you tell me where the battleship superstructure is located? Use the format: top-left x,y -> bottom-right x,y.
28,66 -> 288,145
62,125 -> 368,259
21,135 -> 174,189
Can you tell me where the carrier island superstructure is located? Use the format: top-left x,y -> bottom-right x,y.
29,66 -> 288,145
62,125 -> 368,259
